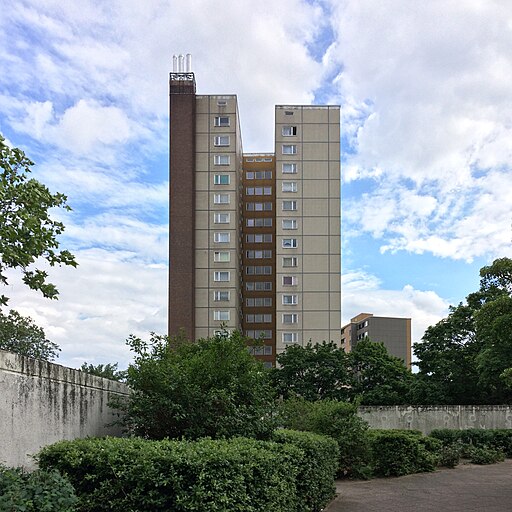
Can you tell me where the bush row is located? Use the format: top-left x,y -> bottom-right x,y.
37,433 -> 338,512
430,428 -> 512,457
0,465 -> 77,512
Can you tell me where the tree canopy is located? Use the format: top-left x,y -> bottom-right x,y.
111,330 -> 275,440
0,309 -> 59,360
0,134 -> 76,306
413,257 -> 512,404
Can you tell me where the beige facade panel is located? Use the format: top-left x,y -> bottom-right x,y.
302,199 -> 329,216
303,273 -> 329,291
275,106 -> 302,124
329,255 -> 341,273
303,311 -> 329,330
303,254 -> 329,270
303,217 -> 328,235
329,123 -> 341,142
329,142 -> 341,161
195,327 -> 209,339
302,161 -> 328,179
195,307 -> 209,327
329,200 -> 341,218
329,215 -> 341,236
195,269 -> 209,289
303,236 -> 329,254
195,134 -> 209,153
195,191 -> 209,209
330,311 -> 341,328
302,124 -> 329,142
195,210 -> 209,229
303,330 -> 331,343
195,170 -> 209,190
302,292 -> 329,310
195,249 -> 209,269
328,107 -> 341,123
302,108 -> 329,124
330,274 -> 340,292
303,143 -> 329,161
302,179 -> 329,197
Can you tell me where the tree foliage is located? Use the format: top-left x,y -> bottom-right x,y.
413,257 -> 512,404
349,338 -> 412,405
272,341 -> 350,401
80,362 -> 126,381
0,309 -> 59,360
0,134 -> 76,306
111,330 -> 276,440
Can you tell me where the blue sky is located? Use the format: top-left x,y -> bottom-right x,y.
1,1 -> 511,368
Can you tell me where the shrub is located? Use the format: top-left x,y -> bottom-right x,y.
368,430 -> 440,477
273,429 -> 339,512
430,428 -> 512,458
38,436 -> 313,512
278,398 -> 371,478
468,446 -> 505,465
0,465 -> 77,511
437,443 -> 461,468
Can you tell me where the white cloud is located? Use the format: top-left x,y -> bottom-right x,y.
333,1 -> 512,261
342,270 -> 450,348
6,249 -> 167,369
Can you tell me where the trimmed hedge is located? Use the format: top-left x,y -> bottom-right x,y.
272,429 -> 339,512
367,430 -> 440,477
38,434 -> 337,512
278,398 -> 371,478
0,465 -> 77,511
430,428 -> 512,457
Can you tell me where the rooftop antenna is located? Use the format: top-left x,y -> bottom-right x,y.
185,54 -> 192,72
172,55 -> 178,72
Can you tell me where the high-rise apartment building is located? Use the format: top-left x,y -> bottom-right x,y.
169,64 -> 341,366
341,313 -> 412,368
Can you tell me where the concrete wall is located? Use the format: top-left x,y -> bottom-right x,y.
358,405 -> 512,434
0,350 -> 129,468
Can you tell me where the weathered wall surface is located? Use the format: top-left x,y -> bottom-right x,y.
358,405 -> 512,434
0,350 -> 129,468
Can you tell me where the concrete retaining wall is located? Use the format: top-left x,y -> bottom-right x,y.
0,350 -> 129,468
358,405 -> 512,434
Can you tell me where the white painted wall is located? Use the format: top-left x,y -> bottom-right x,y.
0,350 -> 129,468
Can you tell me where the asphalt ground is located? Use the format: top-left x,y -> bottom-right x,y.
325,459 -> 512,512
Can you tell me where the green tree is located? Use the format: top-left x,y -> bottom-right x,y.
111,330 -> 275,440
349,338 -> 412,405
0,309 -> 59,360
412,303 -> 483,404
0,134 -> 76,306
413,257 -> 512,404
271,341 -> 350,401
80,362 -> 126,381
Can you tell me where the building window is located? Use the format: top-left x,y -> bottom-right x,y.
246,202 -> 272,211
214,251 -> 230,262
246,281 -> 272,291
283,332 -> 298,343
214,155 -> 230,166
214,174 -> 230,185
282,163 -> 297,174
246,250 -> 272,259
214,310 -> 230,321
214,232 -> 230,243
282,126 -> 297,136
282,294 -> 298,305
283,313 -> 298,324
282,181 -> 297,192
246,218 -> 272,227
246,265 -> 272,275
214,116 -> 230,127
213,193 -> 230,204
246,187 -> 272,195
245,329 -> 272,339
214,212 -> 230,224
246,297 -> 272,307
246,170 -> 272,180
246,314 -> 272,323
282,144 -> 297,155
282,219 -> 297,230
246,234 -> 272,243
214,135 -> 230,146
282,276 -> 298,286
282,200 -> 297,211
282,257 -> 298,268
214,271 -> 230,282
282,238 -> 297,249
214,291 -> 230,301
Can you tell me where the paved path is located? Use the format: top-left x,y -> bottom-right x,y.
325,460 -> 512,512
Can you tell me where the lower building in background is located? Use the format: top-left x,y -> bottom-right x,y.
341,313 -> 411,368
